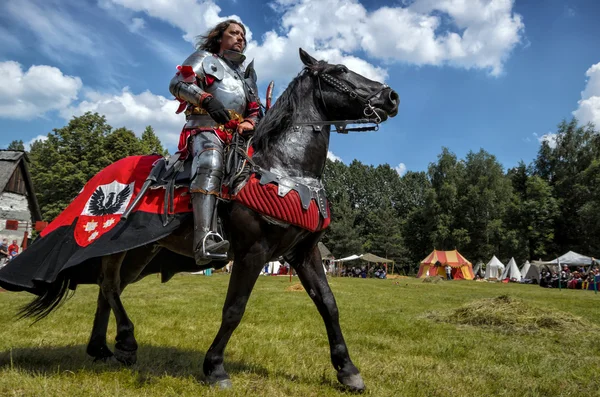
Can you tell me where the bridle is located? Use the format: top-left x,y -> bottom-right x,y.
292,66 -> 389,133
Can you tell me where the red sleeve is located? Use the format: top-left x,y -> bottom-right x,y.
243,101 -> 261,128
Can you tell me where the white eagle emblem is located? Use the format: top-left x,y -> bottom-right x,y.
82,181 -> 134,216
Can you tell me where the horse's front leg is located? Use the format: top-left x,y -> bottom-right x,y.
203,249 -> 266,388
290,245 -> 365,392
100,251 -> 138,365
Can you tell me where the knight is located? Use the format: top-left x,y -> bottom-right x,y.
169,20 -> 261,264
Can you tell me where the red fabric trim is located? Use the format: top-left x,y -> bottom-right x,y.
176,65 -> 196,82
41,155 -> 192,246
205,75 -> 215,86
233,174 -> 329,232
177,128 -> 234,159
199,92 -> 213,105
175,99 -> 187,114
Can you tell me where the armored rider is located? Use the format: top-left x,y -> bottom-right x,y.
169,20 -> 261,264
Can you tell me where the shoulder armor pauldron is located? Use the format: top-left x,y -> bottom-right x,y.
202,56 -> 225,81
179,50 -> 212,77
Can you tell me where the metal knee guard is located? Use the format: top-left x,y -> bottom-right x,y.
190,131 -> 224,195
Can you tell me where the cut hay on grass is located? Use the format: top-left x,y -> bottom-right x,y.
285,283 -> 304,292
422,276 -> 445,284
386,275 -> 409,280
428,294 -> 596,334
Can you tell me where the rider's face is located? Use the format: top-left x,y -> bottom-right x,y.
219,23 -> 245,53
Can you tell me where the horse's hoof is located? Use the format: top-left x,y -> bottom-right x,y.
211,379 -> 232,390
93,354 -> 116,364
337,373 -> 365,393
95,355 -> 119,365
114,348 -> 137,366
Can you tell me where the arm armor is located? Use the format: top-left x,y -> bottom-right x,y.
169,50 -> 212,107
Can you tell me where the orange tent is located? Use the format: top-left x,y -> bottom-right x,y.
417,249 -> 474,280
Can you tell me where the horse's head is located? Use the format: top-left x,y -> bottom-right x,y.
299,48 -> 399,123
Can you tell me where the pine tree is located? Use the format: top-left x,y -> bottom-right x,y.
140,126 -> 168,156
7,140 -> 25,151
29,112 -> 169,221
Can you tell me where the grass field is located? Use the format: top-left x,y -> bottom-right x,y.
0,274 -> 599,396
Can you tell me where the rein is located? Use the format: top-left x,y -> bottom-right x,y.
292,67 -> 388,133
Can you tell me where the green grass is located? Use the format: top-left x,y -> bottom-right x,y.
1,275 -> 599,396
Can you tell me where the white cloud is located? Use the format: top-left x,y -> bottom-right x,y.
1,0 -> 136,86
0,61 -> 82,119
572,62 -> 600,127
60,88 -> 183,147
129,17 -> 146,33
0,60 -> 182,148
394,162 -> 407,176
103,0 -> 524,86
327,151 -> 342,162
533,132 -> 557,149
103,0 -> 245,43
24,135 -> 48,151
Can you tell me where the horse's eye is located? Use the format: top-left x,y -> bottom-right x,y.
336,66 -> 349,74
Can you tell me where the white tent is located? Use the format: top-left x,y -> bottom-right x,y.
520,260 -> 531,279
332,254 -> 362,262
473,262 -> 484,277
484,256 -> 505,280
267,260 -> 282,274
500,257 -> 521,281
539,251 -> 594,266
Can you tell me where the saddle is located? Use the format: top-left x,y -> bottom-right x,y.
123,136 -> 330,232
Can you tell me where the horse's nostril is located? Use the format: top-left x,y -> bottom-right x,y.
389,90 -> 399,104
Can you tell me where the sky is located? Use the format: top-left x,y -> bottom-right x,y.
0,0 -> 599,176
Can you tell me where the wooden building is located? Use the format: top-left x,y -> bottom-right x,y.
0,150 -> 42,249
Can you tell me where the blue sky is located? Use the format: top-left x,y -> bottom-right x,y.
0,0 -> 599,176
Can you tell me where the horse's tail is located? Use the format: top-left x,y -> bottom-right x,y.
18,278 -> 74,322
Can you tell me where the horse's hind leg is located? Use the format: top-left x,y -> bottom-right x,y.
88,246 -> 161,363
100,251 -> 138,365
290,245 -> 365,392
86,289 -> 114,362
203,249 -> 267,388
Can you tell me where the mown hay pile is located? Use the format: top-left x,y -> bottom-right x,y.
422,276 -> 445,284
285,283 -> 305,292
428,295 -> 595,334
387,275 -> 409,280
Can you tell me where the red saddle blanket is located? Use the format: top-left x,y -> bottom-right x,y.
234,174 -> 330,232
0,155 -> 329,294
43,155 -> 330,249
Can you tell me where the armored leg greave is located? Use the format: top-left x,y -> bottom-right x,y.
190,132 -> 229,263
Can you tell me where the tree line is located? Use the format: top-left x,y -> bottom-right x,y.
322,119 -> 599,274
8,113 -> 168,221
8,113 -> 599,274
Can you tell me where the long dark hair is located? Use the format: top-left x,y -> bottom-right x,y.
195,19 -> 247,53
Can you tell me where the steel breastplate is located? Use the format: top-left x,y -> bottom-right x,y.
204,58 -> 247,115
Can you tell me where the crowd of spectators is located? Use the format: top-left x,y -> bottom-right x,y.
0,238 -> 20,266
540,264 -> 600,290
340,266 -> 387,279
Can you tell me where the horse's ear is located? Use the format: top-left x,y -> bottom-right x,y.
299,48 -> 318,67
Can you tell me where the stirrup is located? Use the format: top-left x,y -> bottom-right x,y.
198,232 -> 229,260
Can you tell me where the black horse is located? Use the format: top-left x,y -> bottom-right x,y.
16,49 -> 399,391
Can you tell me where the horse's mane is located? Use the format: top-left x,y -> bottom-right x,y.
252,70 -> 311,154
